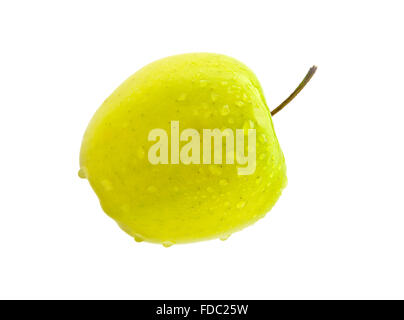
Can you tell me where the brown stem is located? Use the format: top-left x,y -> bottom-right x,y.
271,65 -> 317,116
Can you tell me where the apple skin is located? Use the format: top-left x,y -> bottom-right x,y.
79,53 -> 287,245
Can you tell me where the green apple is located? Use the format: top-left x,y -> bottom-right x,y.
79,53 -> 316,246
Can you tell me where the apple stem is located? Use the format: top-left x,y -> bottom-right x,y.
271,65 -> 317,116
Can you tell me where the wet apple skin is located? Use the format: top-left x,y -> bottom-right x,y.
80,53 -> 287,245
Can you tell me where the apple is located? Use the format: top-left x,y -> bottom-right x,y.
79,53 -> 316,246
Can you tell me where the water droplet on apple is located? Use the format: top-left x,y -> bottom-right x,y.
220,104 -> 230,116
220,234 -> 231,241
199,80 -> 208,87
206,187 -> 214,193
134,235 -> 144,243
211,92 -> 219,102
235,100 -> 244,107
259,134 -> 267,143
137,147 -> 145,159
147,185 -> 157,193
162,241 -> 173,248
101,179 -> 113,191
209,166 -> 222,175
78,168 -> 87,179
177,93 -> 187,101
219,179 -> 228,186
236,201 -> 246,209
243,120 -> 255,135
204,111 -> 213,118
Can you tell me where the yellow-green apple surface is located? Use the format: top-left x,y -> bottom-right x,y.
79,53 -> 316,246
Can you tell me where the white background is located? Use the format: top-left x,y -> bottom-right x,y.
1,1 -> 403,299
